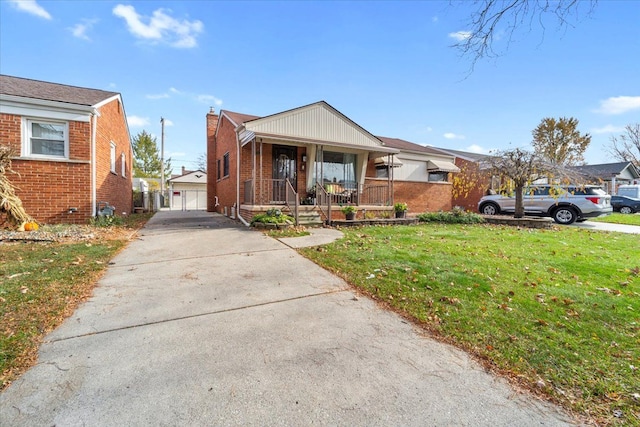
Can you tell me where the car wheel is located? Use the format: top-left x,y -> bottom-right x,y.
481,203 -> 499,215
552,207 -> 577,225
619,206 -> 633,214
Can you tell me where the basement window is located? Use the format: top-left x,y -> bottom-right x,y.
23,119 -> 69,159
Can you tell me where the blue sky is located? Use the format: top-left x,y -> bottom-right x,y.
1,0 -> 639,174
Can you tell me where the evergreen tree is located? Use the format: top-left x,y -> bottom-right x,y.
132,130 -> 172,178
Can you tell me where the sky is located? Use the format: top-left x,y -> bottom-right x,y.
1,0 -> 639,174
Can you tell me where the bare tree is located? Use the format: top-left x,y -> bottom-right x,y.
196,153 -> 207,172
487,148 -> 547,217
608,123 -> 640,167
532,117 -> 591,166
453,0 -> 597,66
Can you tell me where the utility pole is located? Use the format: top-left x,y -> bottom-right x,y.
160,117 -> 165,194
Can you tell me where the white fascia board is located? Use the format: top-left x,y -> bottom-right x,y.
0,95 -> 93,122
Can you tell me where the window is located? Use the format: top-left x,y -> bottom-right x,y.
217,159 -> 221,180
316,151 -> 356,190
24,119 -> 68,158
223,152 -> 230,177
375,165 -> 389,178
121,153 -> 126,177
428,172 -> 448,182
110,142 -> 116,173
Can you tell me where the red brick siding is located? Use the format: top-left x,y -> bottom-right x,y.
212,115 -> 238,214
206,112 -> 218,211
451,158 -> 491,212
94,99 -> 132,216
0,98 -> 132,225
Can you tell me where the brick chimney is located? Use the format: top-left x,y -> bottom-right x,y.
206,107 -> 219,212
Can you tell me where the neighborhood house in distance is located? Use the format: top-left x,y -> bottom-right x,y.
0,75 -> 133,224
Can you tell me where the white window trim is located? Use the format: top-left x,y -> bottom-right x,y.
121,152 -> 126,177
22,117 -> 69,159
110,142 -> 117,173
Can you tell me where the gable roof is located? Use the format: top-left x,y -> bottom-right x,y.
232,101 -> 397,153
572,162 -> 640,180
430,147 -> 491,162
377,136 -> 449,156
168,170 -> 207,183
222,110 -> 260,127
0,74 -> 119,107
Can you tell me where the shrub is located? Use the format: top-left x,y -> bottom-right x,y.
393,202 -> 408,212
250,209 -> 294,225
417,208 -> 485,224
89,214 -> 124,227
340,205 -> 357,214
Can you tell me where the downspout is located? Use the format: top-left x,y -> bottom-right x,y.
235,131 -> 250,227
91,109 -> 99,216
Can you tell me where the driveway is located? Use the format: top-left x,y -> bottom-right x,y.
1,211 -> 576,426
572,218 -> 640,234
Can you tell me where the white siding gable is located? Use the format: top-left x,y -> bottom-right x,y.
244,102 -> 384,149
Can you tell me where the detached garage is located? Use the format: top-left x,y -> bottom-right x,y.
168,169 -> 207,210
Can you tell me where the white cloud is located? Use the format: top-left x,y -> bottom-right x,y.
167,151 -> 185,157
591,124 -> 626,134
69,19 -> 98,41
8,0 -> 51,20
448,31 -> 471,42
465,144 -> 489,154
112,4 -> 203,48
169,87 -> 181,94
127,115 -> 150,127
196,94 -> 223,106
162,118 -> 174,126
146,93 -> 170,100
431,16 -> 438,23
444,132 -> 466,140
595,96 -> 640,115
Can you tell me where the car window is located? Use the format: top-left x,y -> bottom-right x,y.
530,186 -> 550,196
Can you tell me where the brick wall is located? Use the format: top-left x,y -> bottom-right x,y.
451,158 -> 491,212
212,115 -> 238,215
95,99 -> 133,217
0,97 -> 132,225
206,111 -> 218,211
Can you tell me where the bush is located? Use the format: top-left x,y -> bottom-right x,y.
250,209 -> 294,225
89,214 -> 124,227
417,208 -> 485,224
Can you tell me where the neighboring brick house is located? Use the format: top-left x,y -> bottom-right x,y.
206,101 -> 460,224
430,148 -> 493,212
0,75 -> 133,224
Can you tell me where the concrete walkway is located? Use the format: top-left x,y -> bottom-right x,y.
1,211 -> 577,426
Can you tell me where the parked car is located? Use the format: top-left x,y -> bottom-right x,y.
611,195 -> 640,214
478,185 -> 612,224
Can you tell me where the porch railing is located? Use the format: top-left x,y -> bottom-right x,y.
315,182 -> 331,224
285,179 -> 299,225
243,179 -> 391,208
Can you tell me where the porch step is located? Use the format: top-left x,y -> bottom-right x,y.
283,206 -> 324,227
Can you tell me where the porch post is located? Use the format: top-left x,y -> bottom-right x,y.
252,138 -> 256,204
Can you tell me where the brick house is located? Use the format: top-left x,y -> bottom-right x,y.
206,101 -> 460,225
0,75 -> 133,224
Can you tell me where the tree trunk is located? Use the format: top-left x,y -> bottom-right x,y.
514,185 -> 525,218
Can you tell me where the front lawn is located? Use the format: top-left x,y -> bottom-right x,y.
300,224 -> 639,426
591,213 -> 640,226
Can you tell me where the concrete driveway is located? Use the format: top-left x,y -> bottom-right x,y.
1,210 -> 577,426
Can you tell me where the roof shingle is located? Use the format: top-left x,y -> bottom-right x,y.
0,75 -> 119,107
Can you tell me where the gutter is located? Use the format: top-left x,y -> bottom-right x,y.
90,109 -> 99,216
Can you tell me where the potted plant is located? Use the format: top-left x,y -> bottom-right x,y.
394,202 -> 408,218
341,205 -> 357,220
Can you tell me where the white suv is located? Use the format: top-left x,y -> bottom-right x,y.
478,185 -> 612,224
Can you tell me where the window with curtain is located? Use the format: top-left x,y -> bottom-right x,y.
26,119 -> 68,158
317,151 -> 356,191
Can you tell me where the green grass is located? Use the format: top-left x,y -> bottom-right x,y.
300,224 -> 640,426
0,212 -> 152,390
592,213 -> 640,226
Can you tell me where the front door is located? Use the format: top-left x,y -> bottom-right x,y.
272,145 -> 297,203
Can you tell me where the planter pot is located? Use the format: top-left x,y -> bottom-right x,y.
345,212 -> 356,220
395,211 -> 406,218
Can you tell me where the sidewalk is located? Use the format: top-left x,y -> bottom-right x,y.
1,210 -> 577,426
